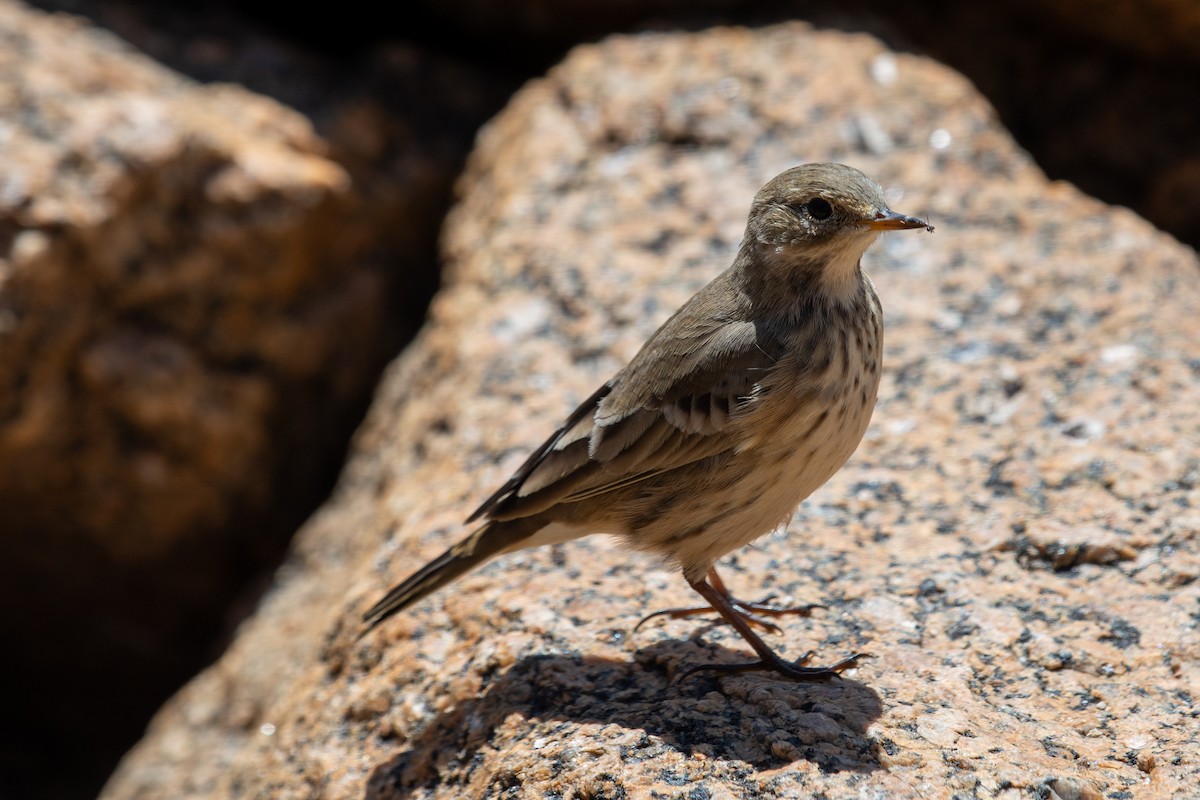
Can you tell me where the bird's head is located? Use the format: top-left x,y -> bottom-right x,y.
744,163 -> 931,301
749,162 -> 931,248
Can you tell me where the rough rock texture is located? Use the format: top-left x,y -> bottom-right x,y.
0,0 -> 505,795
897,2 -> 1200,256
33,0 -> 515,322
104,21 -> 1199,800
399,0 -> 1200,253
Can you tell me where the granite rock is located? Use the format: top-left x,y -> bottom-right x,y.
894,1 -> 1200,253
0,0 -> 502,794
389,0 -> 1200,252
104,21 -> 1200,800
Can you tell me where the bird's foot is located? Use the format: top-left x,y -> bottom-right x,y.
634,596 -> 823,635
678,651 -> 868,682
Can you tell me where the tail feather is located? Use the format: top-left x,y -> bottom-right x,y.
360,518 -> 539,635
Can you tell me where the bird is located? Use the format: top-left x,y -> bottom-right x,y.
361,163 -> 933,680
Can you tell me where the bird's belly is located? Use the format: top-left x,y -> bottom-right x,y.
632,382 -> 878,577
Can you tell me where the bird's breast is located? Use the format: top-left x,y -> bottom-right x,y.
732,299 -> 882,504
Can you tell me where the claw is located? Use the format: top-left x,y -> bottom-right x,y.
657,566 -> 865,683
633,568 -> 823,636
678,651 -> 869,683
634,601 -> 792,634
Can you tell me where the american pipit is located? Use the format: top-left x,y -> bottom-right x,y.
363,163 -> 932,680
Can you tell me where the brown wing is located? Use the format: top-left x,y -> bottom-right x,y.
469,313 -> 788,523
466,381 -> 614,523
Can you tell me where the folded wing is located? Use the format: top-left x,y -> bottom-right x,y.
469,316 -> 787,523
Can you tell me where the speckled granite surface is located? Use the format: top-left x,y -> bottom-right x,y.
0,2 -> 510,791
104,21 -> 1199,800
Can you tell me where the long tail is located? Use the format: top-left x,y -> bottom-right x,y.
360,517 -> 541,636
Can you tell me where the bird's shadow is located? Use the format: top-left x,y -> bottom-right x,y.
364,638 -> 884,799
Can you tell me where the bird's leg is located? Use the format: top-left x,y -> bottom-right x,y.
677,573 -> 866,682
708,567 -> 827,620
634,566 -> 822,634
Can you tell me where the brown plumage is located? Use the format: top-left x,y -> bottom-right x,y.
362,163 -> 932,680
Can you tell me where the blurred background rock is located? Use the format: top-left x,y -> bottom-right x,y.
2,0 -> 1196,797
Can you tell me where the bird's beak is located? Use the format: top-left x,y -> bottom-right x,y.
865,209 -> 934,232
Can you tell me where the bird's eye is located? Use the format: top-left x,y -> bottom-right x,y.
805,198 -> 833,221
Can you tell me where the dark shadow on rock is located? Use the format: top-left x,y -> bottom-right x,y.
363,639 -> 884,799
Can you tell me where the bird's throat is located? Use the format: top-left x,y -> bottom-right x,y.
765,233 -> 874,309
814,240 -> 870,307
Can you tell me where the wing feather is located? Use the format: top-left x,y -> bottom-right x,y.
473,285 -> 792,523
